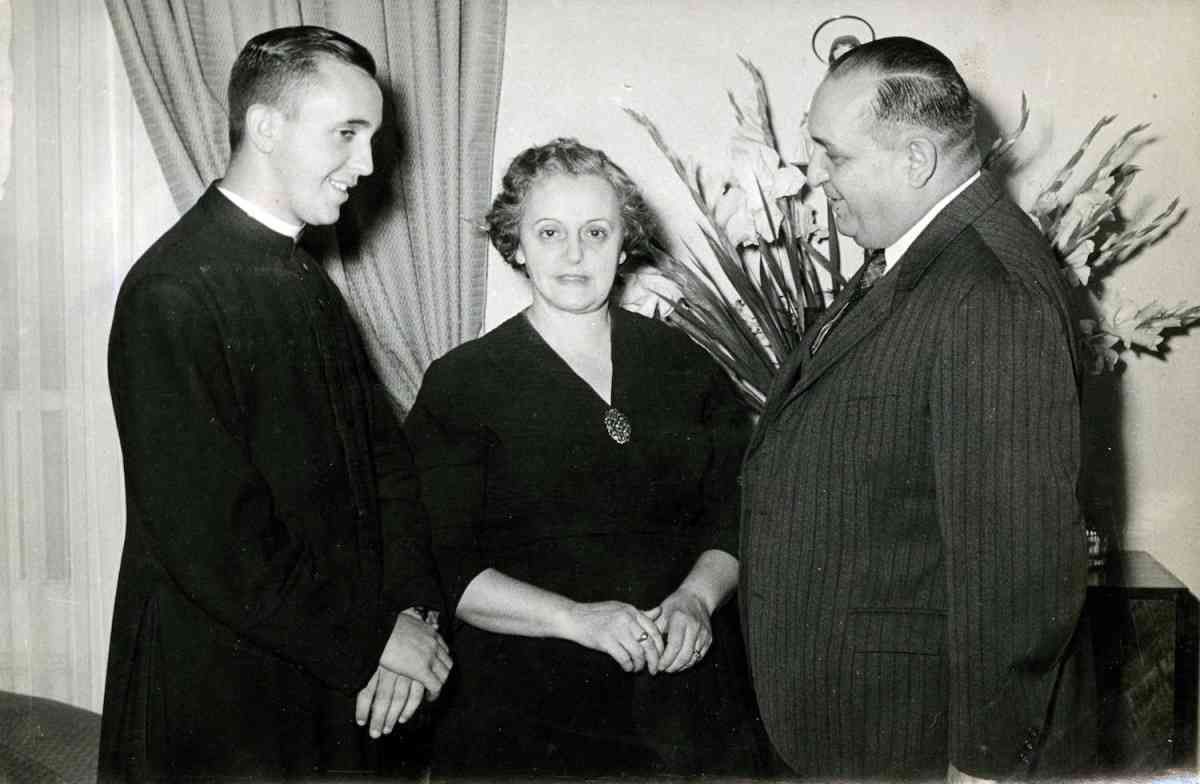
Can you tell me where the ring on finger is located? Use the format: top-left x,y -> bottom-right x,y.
636,632 -> 649,642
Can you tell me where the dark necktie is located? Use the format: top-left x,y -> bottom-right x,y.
809,248 -> 886,356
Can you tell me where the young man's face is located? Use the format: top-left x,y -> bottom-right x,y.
268,57 -> 382,227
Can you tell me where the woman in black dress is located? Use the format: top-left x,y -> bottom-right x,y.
406,138 -> 763,779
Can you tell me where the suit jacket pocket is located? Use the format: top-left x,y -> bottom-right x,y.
847,609 -> 948,776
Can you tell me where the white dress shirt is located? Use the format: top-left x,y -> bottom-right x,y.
881,170 -> 981,275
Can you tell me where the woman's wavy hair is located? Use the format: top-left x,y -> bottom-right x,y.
486,138 -> 659,274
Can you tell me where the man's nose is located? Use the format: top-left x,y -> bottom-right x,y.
806,151 -> 829,188
350,141 -> 374,176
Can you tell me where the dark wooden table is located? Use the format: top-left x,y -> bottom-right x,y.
1088,550 -> 1198,772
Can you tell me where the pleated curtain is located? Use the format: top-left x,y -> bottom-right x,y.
104,0 -> 507,411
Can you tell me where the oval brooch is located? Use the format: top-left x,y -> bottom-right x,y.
603,408 -> 631,445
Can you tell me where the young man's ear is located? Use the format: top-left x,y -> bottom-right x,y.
245,103 -> 283,154
905,136 -> 938,188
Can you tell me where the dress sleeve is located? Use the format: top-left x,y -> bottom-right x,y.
108,274 -> 391,693
929,274 -> 1088,778
404,357 -> 490,617
699,361 -> 753,557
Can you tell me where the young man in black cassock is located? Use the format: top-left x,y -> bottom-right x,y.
99,26 -> 450,781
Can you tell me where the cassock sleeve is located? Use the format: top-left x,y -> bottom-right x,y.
930,272 -> 1088,778
370,375 -> 444,616
108,274 -> 392,693
404,356 -> 489,619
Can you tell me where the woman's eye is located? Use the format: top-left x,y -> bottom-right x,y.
538,228 -> 559,239
586,227 -> 608,240
339,129 -> 356,141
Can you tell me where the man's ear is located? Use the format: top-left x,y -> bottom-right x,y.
245,103 -> 283,154
906,136 -> 938,188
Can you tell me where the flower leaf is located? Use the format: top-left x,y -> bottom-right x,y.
982,92 -> 1030,171
738,55 -> 780,156
1044,115 -> 1117,201
1076,123 -> 1151,196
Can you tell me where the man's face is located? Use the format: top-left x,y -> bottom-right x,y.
805,71 -> 913,250
268,58 -> 382,227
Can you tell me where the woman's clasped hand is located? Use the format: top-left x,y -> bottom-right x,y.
561,594 -> 712,674
563,600 -> 665,673
648,586 -> 714,672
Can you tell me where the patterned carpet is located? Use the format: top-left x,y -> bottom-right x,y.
0,691 -> 100,783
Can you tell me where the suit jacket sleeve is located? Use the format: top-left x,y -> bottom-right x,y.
930,272 -> 1087,777
109,274 -> 392,692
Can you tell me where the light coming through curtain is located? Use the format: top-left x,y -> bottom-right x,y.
0,0 -> 178,711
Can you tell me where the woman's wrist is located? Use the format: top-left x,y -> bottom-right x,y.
674,582 -> 718,617
676,550 -> 739,616
549,597 -> 582,643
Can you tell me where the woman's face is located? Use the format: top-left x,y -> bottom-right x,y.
517,173 -> 625,318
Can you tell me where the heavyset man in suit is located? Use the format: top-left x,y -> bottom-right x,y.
100,27 -> 450,781
740,37 -> 1094,781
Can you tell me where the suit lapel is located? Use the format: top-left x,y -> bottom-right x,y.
746,269 -> 863,454
891,172 -> 1004,294
784,268 -> 900,405
749,173 -> 1007,449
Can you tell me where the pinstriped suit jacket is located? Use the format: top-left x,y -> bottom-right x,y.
739,173 -> 1094,780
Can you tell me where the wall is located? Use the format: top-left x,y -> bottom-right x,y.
488,0 -> 1200,594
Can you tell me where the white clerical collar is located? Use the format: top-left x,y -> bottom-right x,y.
217,185 -> 303,239
882,170 -> 981,273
